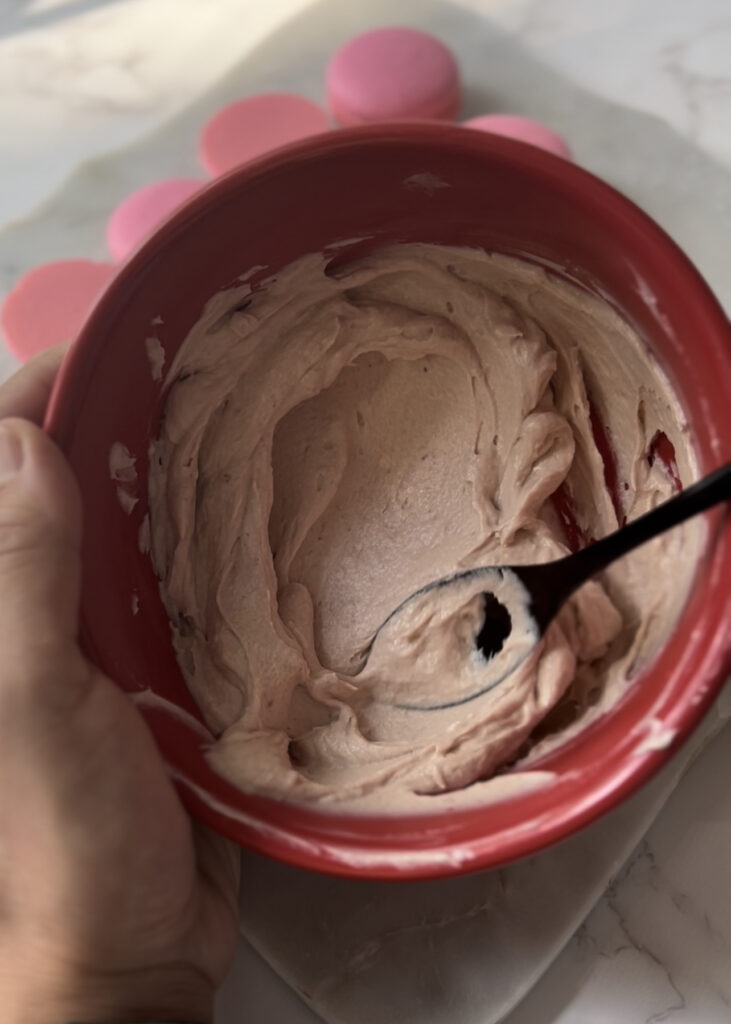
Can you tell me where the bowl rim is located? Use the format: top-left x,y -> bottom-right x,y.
45,122 -> 731,879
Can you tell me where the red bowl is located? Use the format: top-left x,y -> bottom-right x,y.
46,124 -> 731,879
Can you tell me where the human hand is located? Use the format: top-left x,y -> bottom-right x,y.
0,349 -> 240,1023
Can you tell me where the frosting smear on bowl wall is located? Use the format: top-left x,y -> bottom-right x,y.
147,244 -> 702,813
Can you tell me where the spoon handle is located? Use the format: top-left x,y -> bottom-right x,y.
560,461 -> 731,592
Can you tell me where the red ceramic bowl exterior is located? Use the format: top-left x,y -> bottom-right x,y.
45,124 -> 731,880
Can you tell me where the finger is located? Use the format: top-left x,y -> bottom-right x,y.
0,344 -> 68,424
0,418 -> 84,698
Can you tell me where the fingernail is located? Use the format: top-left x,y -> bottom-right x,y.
0,426 -> 23,481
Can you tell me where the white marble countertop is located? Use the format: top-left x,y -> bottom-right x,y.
2,1 -> 729,1022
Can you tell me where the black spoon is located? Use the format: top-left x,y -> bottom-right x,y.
355,463 -> 730,711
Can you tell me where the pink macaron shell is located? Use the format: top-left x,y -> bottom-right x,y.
463,114 -> 572,159
326,27 -> 461,126
199,94 -> 331,177
1,260 -> 116,362
106,178 -> 203,262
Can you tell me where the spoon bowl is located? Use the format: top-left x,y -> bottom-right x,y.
355,566 -> 540,710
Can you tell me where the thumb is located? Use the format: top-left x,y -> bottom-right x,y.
0,418 -> 83,688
